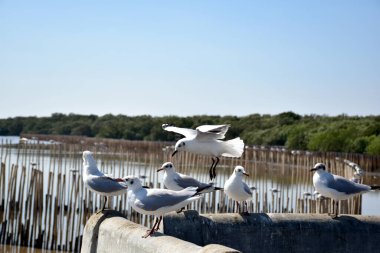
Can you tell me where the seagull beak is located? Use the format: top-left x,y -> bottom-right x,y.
114,178 -> 128,188
171,150 -> 178,157
243,172 -> 249,176
157,167 -> 164,172
310,168 -> 317,172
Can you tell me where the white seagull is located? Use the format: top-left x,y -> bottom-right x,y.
224,166 -> 253,214
82,151 -> 127,212
123,175 -> 202,238
311,162 -> 379,217
162,124 -> 244,180
157,162 -> 223,193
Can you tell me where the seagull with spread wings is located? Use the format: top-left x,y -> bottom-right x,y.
162,124 -> 244,181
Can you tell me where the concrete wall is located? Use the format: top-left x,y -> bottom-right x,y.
81,210 -> 239,253
163,211 -> 380,253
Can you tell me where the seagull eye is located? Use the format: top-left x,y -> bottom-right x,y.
168,164 -> 172,168
130,180 -> 134,184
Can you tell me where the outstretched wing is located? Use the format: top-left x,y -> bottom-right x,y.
195,124 -> 230,140
162,124 -> 197,138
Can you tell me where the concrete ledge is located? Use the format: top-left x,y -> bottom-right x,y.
163,211 -> 380,253
81,210 -> 239,253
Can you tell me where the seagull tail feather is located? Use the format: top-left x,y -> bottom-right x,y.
221,137 -> 245,157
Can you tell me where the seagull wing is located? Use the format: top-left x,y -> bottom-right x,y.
135,188 -> 197,211
243,182 -> 253,195
87,176 -> 127,193
329,175 -> 371,194
174,173 -> 209,189
162,124 -> 197,138
195,124 -> 230,140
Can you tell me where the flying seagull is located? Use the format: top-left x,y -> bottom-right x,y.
162,124 -> 244,180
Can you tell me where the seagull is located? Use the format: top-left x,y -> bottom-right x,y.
224,166 -> 253,214
311,162 -> 380,217
162,124 -> 244,181
157,162 -> 223,193
123,175 -> 202,238
82,151 -> 127,213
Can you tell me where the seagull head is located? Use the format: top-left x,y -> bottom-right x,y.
311,163 -> 326,172
234,165 -> 249,177
82,151 -> 96,167
157,162 -> 175,173
122,176 -> 142,190
172,140 -> 187,157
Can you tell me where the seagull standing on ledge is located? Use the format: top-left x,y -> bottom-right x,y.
162,124 -> 244,181
82,151 -> 127,213
224,166 -> 253,214
311,162 -> 379,217
157,162 -> 223,193
123,175 -> 202,238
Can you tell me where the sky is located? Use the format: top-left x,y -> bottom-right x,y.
0,0 -> 379,118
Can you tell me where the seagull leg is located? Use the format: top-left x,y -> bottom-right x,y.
143,217 -> 160,238
209,158 -> 216,181
96,196 -> 107,214
242,201 -> 249,215
212,157 -> 219,180
142,217 -> 158,238
328,200 -> 339,218
155,216 -> 163,231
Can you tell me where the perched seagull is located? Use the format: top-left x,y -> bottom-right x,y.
162,124 -> 244,181
311,162 -> 380,217
157,162 -> 223,193
82,151 -> 127,213
123,175 -> 202,238
224,166 -> 253,214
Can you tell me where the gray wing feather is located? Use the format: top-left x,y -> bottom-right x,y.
174,174 -> 209,189
243,183 -> 253,195
87,176 -> 126,193
135,189 -> 196,211
328,175 -> 370,194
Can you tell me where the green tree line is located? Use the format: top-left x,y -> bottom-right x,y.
0,112 -> 379,155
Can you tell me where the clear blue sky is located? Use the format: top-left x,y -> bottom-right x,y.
0,0 -> 379,118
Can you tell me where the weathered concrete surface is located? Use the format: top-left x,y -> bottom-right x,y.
164,211 -> 380,253
81,210 -> 239,253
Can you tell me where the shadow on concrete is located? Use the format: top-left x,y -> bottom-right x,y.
89,210 -> 126,253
